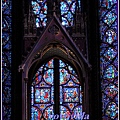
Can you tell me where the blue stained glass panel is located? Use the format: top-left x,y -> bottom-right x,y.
2,86 -> 11,103
60,68 -> 70,84
104,47 -> 117,61
60,0 -> 77,27
31,106 -> 42,120
72,105 -> 83,119
104,83 -> 118,99
45,59 -> 54,68
31,0 -> 47,27
105,102 -> 118,119
35,88 -> 50,103
99,0 -> 118,119
60,60 -> 66,67
2,32 -> 10,46
43,106 -> 54,119
105,29 -> 116,44
60,106 -> 71,120
43,69 -> 54,85
2,0 -> 12,15
103,65 -> 117,80
31,59 -> 54,119
63,87 -> 79,102
2,0 -> 12,119
59,59 -> 82,119
103,11 -> 117,26
2,105 -> 11,120
101,0 -> 117,9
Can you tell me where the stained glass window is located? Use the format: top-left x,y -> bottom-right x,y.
31,59 -> 54,119
2,0 -> 12,119
31,0 -> 80,27
31,59 -> 82,119
31,0 -> 47,27
99,0 -> 118,119
60,0 -> 80,27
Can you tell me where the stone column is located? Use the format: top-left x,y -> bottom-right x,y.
24,78 -> 28,120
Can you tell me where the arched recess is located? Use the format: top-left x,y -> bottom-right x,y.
20,41 -> 90,120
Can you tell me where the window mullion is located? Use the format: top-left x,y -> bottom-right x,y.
54,58 -> 60,118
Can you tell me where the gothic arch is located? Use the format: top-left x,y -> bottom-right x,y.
18,1 -> 91,119
28,49 -> 88,120
20,40 -> 90,119
28,42 -> 87,84
24,41 -> 88,80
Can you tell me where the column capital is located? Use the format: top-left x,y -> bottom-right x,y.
24,78 -> 28,83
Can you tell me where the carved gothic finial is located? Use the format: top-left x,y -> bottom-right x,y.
24,3 -> 36,36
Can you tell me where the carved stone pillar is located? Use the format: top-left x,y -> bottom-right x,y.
24,78 -> 28,120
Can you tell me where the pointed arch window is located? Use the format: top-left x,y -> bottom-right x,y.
31,0 -> 47,27
31,58 -> 83,119
31,0 -> 81,28
60,0 -> 81,27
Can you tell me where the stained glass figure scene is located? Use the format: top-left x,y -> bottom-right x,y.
35,88 -> 51,103
99,0 -> 118,119
31,59 -> 82,119
31,0 -> 47,27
